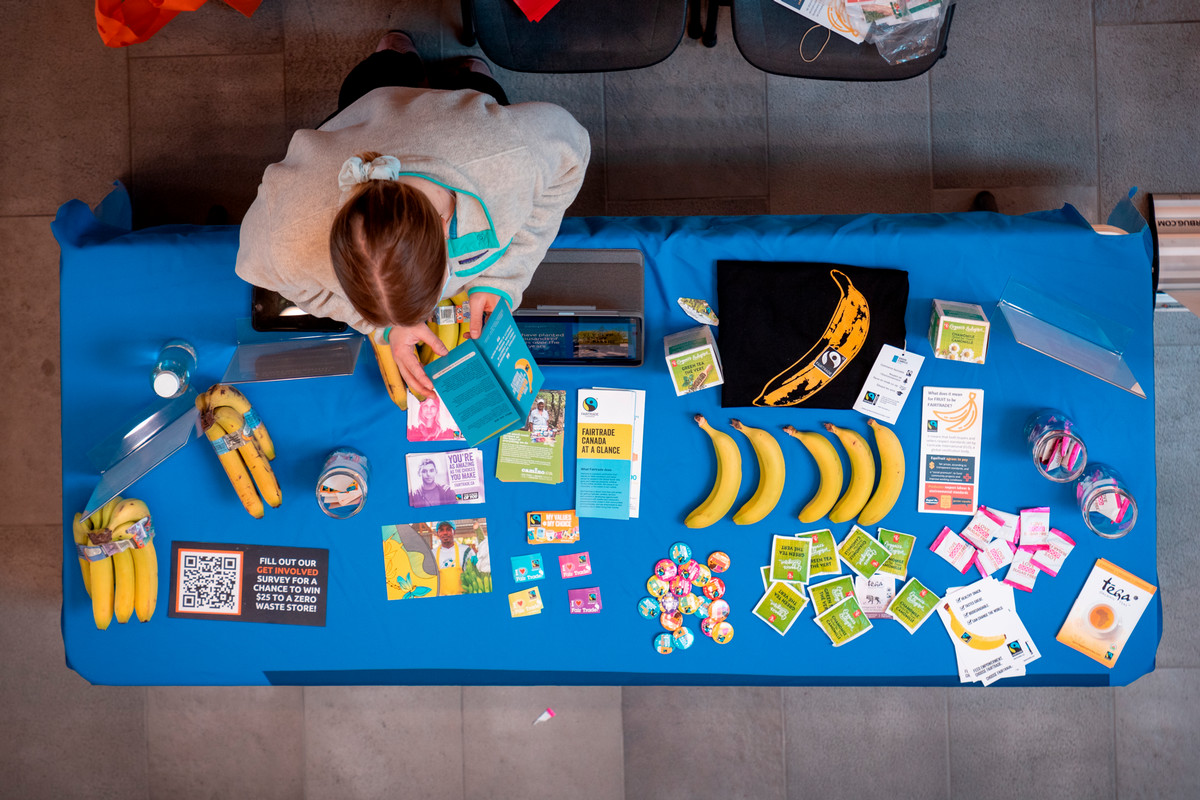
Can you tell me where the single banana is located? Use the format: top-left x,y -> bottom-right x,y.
201,409 -> 265,519
825,422 -> 876,524
213,406 -> 282,508
91,556 -> 114,630
944,603 -> 1007,650
754,270 -> 870,407
371,329 -> 408,410
72,512 -> 92,597
112,549 -> 135,624
435,298 -> 459,352
205,384 -> 275,460
132,540 -> 158,623
105,498 -> 151,533
858,418 -> 905,526
783,426 -> 844,523
685,415 -> 743,528
96,495 -> 123,530
729,419 -> 785,525
451,290 -> 471,343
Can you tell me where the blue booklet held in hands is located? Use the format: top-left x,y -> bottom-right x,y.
428,301 -> 545,447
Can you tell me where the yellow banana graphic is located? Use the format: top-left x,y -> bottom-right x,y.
213,406 -> 282,508
132,539 -> 158,623
783,426 -> 844,523
685,415 -> 743,528
205,384 -> 275,460
371,329 -> 409,410
932,392 -> 979,433
729,420 -> 785,525
112,549 -> 135,624
944,603 -> 1007,650
825,423 -> 876,524
857,418 -> 905,526
72,512 -> 93,597
91,556 -> 114,630
755,270 -> 870,407
201,409 -> 265,519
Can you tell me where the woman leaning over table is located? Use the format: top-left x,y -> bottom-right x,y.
235,31 -> 591,396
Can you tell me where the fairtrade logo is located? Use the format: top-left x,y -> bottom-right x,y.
927,420 -> 938,432
583,397 -> 598,412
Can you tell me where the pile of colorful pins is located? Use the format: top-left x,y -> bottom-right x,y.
638,542 -> 735,653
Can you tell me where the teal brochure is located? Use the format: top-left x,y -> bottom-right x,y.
428,302 -> 544,447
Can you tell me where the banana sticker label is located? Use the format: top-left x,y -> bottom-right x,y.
755,269 -> 870,407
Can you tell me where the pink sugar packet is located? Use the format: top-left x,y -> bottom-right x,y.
960,507 -> 1005,550
931,526 -> 976,574
974,539 -> 1016,578
1003,547 -> 1041,592
1029,528 -> 1076,577
1018,507 -> 1051,549
981,507 -> 1020,544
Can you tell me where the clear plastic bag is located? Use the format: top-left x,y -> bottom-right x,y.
846,0 -> 949,65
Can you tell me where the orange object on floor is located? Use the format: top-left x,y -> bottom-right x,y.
95,0 -> 262,48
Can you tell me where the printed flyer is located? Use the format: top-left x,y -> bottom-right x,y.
405,390 -> 464,442
405,449 -> 485,508
918,387 -> 984,515
381,518 -> 491,600
574,388 -> 636,519
496,389 -> 566,484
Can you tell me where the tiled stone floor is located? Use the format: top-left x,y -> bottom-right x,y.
3,1 -> 1200,797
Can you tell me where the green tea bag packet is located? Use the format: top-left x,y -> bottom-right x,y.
887,578 -> 941,634
761,565 -> 802,593
770,534 -> 812,584
814,594 -> 873,646
798,529 -> 840,577
837,526 -> 891,578
876,528 -> 916,579
808,575 -> 856,616
752,581 -> 810,636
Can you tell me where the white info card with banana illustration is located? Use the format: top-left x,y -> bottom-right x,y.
919,386 -> 984,515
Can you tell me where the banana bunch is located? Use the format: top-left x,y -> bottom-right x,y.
73,495 -> 158,629
196,384 -> 280,519
371,291 -> 470,410
461,556 -> 492,594
685,415 -> 743,528
783,418 -> 905,527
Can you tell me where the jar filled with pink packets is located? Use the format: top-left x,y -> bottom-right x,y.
1023,409 -> 1087,482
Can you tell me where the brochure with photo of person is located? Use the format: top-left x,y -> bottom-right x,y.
381,518 -> 491,600
406,390 -> 465,442
405,449 -> 485,508
496,389 -> 566,484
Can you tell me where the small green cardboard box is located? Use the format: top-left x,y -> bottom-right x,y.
928,299 -> 990,364
664,326 -> 724,396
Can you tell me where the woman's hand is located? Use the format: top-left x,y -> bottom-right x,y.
465,291 -> 503,339
387,322 -> 448,397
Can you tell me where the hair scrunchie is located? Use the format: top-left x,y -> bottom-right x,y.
337,154 -> 403,192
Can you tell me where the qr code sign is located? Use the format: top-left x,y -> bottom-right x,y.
176,549 -> 243,615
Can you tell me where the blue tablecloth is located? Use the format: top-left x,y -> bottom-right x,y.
55,188 -> 1160,686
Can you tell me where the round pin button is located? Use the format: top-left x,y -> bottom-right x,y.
700,617 -> 718,637
637,596 -> 661,619
708,598 -> 731,621
646,576 -> 669,598
707,551 -> 731,573
691,564 -> 713,587
672,626 -> 695,650
703,577 -> 726,600
695,597 -> 713,618
669,542 -> 693,565
669,576 -> 693,597
659,593 -> 680,614
679,593 -> 700,615
654,632 -> 674,654
660,610 -> 684,631
713,621 -> 735,644
654,558 -> 679,581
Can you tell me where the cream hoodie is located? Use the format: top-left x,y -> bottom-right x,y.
235,86 -> 591,333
